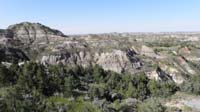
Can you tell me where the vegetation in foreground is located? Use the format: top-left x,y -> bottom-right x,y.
0,62 -> 181,112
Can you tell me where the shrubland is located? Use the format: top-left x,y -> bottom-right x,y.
0,62 -> 178,111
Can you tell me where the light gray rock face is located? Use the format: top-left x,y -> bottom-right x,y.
95,50 -> 129,73
41,49 -> 142,74
140,45 -> 157,58
8,22 -> 66,45
41,51 -> 93,67
95,50 -> 141,73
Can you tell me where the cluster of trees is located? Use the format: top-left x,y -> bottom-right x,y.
0,62 -> 178,111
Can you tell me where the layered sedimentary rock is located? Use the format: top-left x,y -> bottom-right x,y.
8,22 -> 66,44
41,49 -> 142,74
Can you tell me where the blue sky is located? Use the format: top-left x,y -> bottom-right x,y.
0,0 -> 200,34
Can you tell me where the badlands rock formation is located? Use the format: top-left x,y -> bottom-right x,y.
41,49 -> 142,74
8,22 -> 66,44
1,22 -> 200,84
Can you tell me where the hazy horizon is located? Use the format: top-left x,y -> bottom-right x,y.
1,0 -> 200,34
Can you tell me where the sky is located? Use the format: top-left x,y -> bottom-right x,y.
0,0 -> 200,34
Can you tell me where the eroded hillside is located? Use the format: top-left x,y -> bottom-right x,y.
1,22 -> 200,84
1,22 -> 200,111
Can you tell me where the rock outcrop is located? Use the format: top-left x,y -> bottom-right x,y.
176,56 -> 196,75
41,49 -> 142,74
140,45 -> 157,58
8,22 -> 67,45
41,51 -> 92,67
146,67 -> 172,81
95,50 -> 135,73
159,63 -> 185,84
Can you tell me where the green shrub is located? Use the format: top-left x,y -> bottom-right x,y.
181,75 -> 200,95
148,80 -> 177,97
